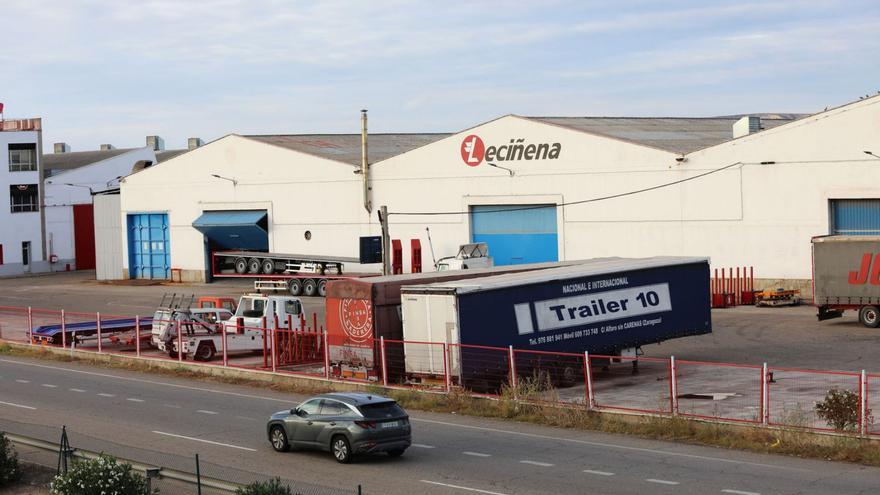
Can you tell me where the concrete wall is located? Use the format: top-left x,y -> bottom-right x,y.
94,193 -> 123,280
44,147 -> 156,269
120,135 -> 373,281
0,129 -> 43,276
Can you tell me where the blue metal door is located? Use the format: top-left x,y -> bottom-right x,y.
127,213 -> 170,279
830,199 -> 880,235
471,205 -> 558,265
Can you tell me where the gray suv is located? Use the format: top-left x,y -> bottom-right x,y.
267,392 -> 411,463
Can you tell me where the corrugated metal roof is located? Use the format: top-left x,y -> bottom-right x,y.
245,133 -> 451,166
402,256 -> 709,295
527,116 -> 798,154
42,148 -> 137,175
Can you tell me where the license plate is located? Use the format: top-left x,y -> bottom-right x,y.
381,421 -> 399,428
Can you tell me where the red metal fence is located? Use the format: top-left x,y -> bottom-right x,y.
711,266 -> 754,308
2,303 -> 879,437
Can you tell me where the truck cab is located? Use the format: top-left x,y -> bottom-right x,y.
223,293 -> 304,332
436,243 -> 493,271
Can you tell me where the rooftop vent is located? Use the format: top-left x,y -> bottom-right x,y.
187,137 -> 204,150
732,116 -> 761,139
146,135 -> 165,151
100,144 -> 115,151
53,142 -> 70,153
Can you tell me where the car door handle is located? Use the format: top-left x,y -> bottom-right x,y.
306,421 -> 313,425
329,422 -> 336,426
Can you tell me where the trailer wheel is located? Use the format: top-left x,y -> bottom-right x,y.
859,306 -> 880,328
287,279 -> 303,296
247,258 -> 261,274
261,259 -> 275,275
194,342 -> 216,361
317,279 -> 327,297
234,257 -> 248,274
302,278 -> 317,297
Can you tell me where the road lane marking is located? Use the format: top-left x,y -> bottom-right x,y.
410,417 -> 806,472
420,480 -> 509,495
15,379 -> 30,383
152,431 -> 257,452
0,400 -> 36,410
69,388 -> 85,393
462,451 -> 491,457
412,443 -> 435,449
41,384 -> 57,388
583,469 -> 614,476
197,410 -> 219,415
646,479 -> 680,485
126,398 -> 145,403
722,490 -> 761,495
163,404 -> 182,409
519,460 -> 553,467
97,393 -> 115,397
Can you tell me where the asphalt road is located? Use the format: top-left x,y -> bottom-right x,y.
1,356 -> 878,495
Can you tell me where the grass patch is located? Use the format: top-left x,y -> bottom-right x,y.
3,341 -> 880,467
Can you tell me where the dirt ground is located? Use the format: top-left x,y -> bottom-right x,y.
3,462 -> 53,494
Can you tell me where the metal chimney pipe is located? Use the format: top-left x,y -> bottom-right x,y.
361,109 -> 371,213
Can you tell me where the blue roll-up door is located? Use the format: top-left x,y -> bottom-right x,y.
830,199 -> 880,235
127,213 -> 170,279
471,205 -> 558,265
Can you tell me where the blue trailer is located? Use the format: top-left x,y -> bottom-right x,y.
400,257 -> 711,391
32,317 -> 153,345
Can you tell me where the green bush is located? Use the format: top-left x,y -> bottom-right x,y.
236,477 -> 293,495
815,388 -> 869,432
51,455 -> 151,495
0,432 -> 22,486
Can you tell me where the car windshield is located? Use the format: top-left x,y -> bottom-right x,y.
357,401 -> 406,419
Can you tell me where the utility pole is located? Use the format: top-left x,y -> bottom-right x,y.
378,205 -> 391,275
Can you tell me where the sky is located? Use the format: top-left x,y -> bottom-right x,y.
2,0 -> 879,152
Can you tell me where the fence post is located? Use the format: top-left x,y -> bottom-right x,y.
508,345 -> 517,396
861,370 -> 868,437
221,320 -> 228,367
61,310 -> 67,349
669,356 -> 678,415
177,321 -> 183,362
761,363 -> 769,426
135,315 -> 141,357
96,312 -> 102,353
584,351 -> 594,410
27,307 -> 33,345
443,343 -> 451,393
262,316 -> 268,368
380,336 -> 388,387
271,315 -> 278,373
323,330 -> 330,380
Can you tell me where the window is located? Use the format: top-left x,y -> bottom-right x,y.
358,401 -> 406,419
298,399 -> 321,416
10,184 -> 39,213
8,143 -> 37,172
319,400 -> 352,417
285,300 -> 302,315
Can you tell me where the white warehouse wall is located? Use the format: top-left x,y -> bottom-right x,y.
120,135 -> 373,281
44,147 -> 157,268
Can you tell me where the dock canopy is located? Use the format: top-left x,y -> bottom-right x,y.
193,210 -> 269,250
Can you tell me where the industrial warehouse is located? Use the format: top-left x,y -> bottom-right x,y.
108,94 -> 880,290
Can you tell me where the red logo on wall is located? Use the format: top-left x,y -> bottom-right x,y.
339,298 -> 373,343
460,135 -> 485,166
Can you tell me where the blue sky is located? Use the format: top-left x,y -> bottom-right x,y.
2,0 -> 879,152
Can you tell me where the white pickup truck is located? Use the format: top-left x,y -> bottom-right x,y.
174,293 -> 303,361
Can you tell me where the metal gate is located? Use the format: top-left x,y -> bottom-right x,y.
470,204 -> 558,266
830,199 -> 880,235
127,213 -> 170,279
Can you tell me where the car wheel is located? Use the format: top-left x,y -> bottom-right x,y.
287,279 -> 302,296
194,343 -> 215,361
270,425 -> 289,452
859,306 -> 880,328
317,279 -> 327,297
387,449 -> 405,458
234,257 -> 248,274
302,279 -> 317,297
261,259 -> 275,275
331,435 -> 352,463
